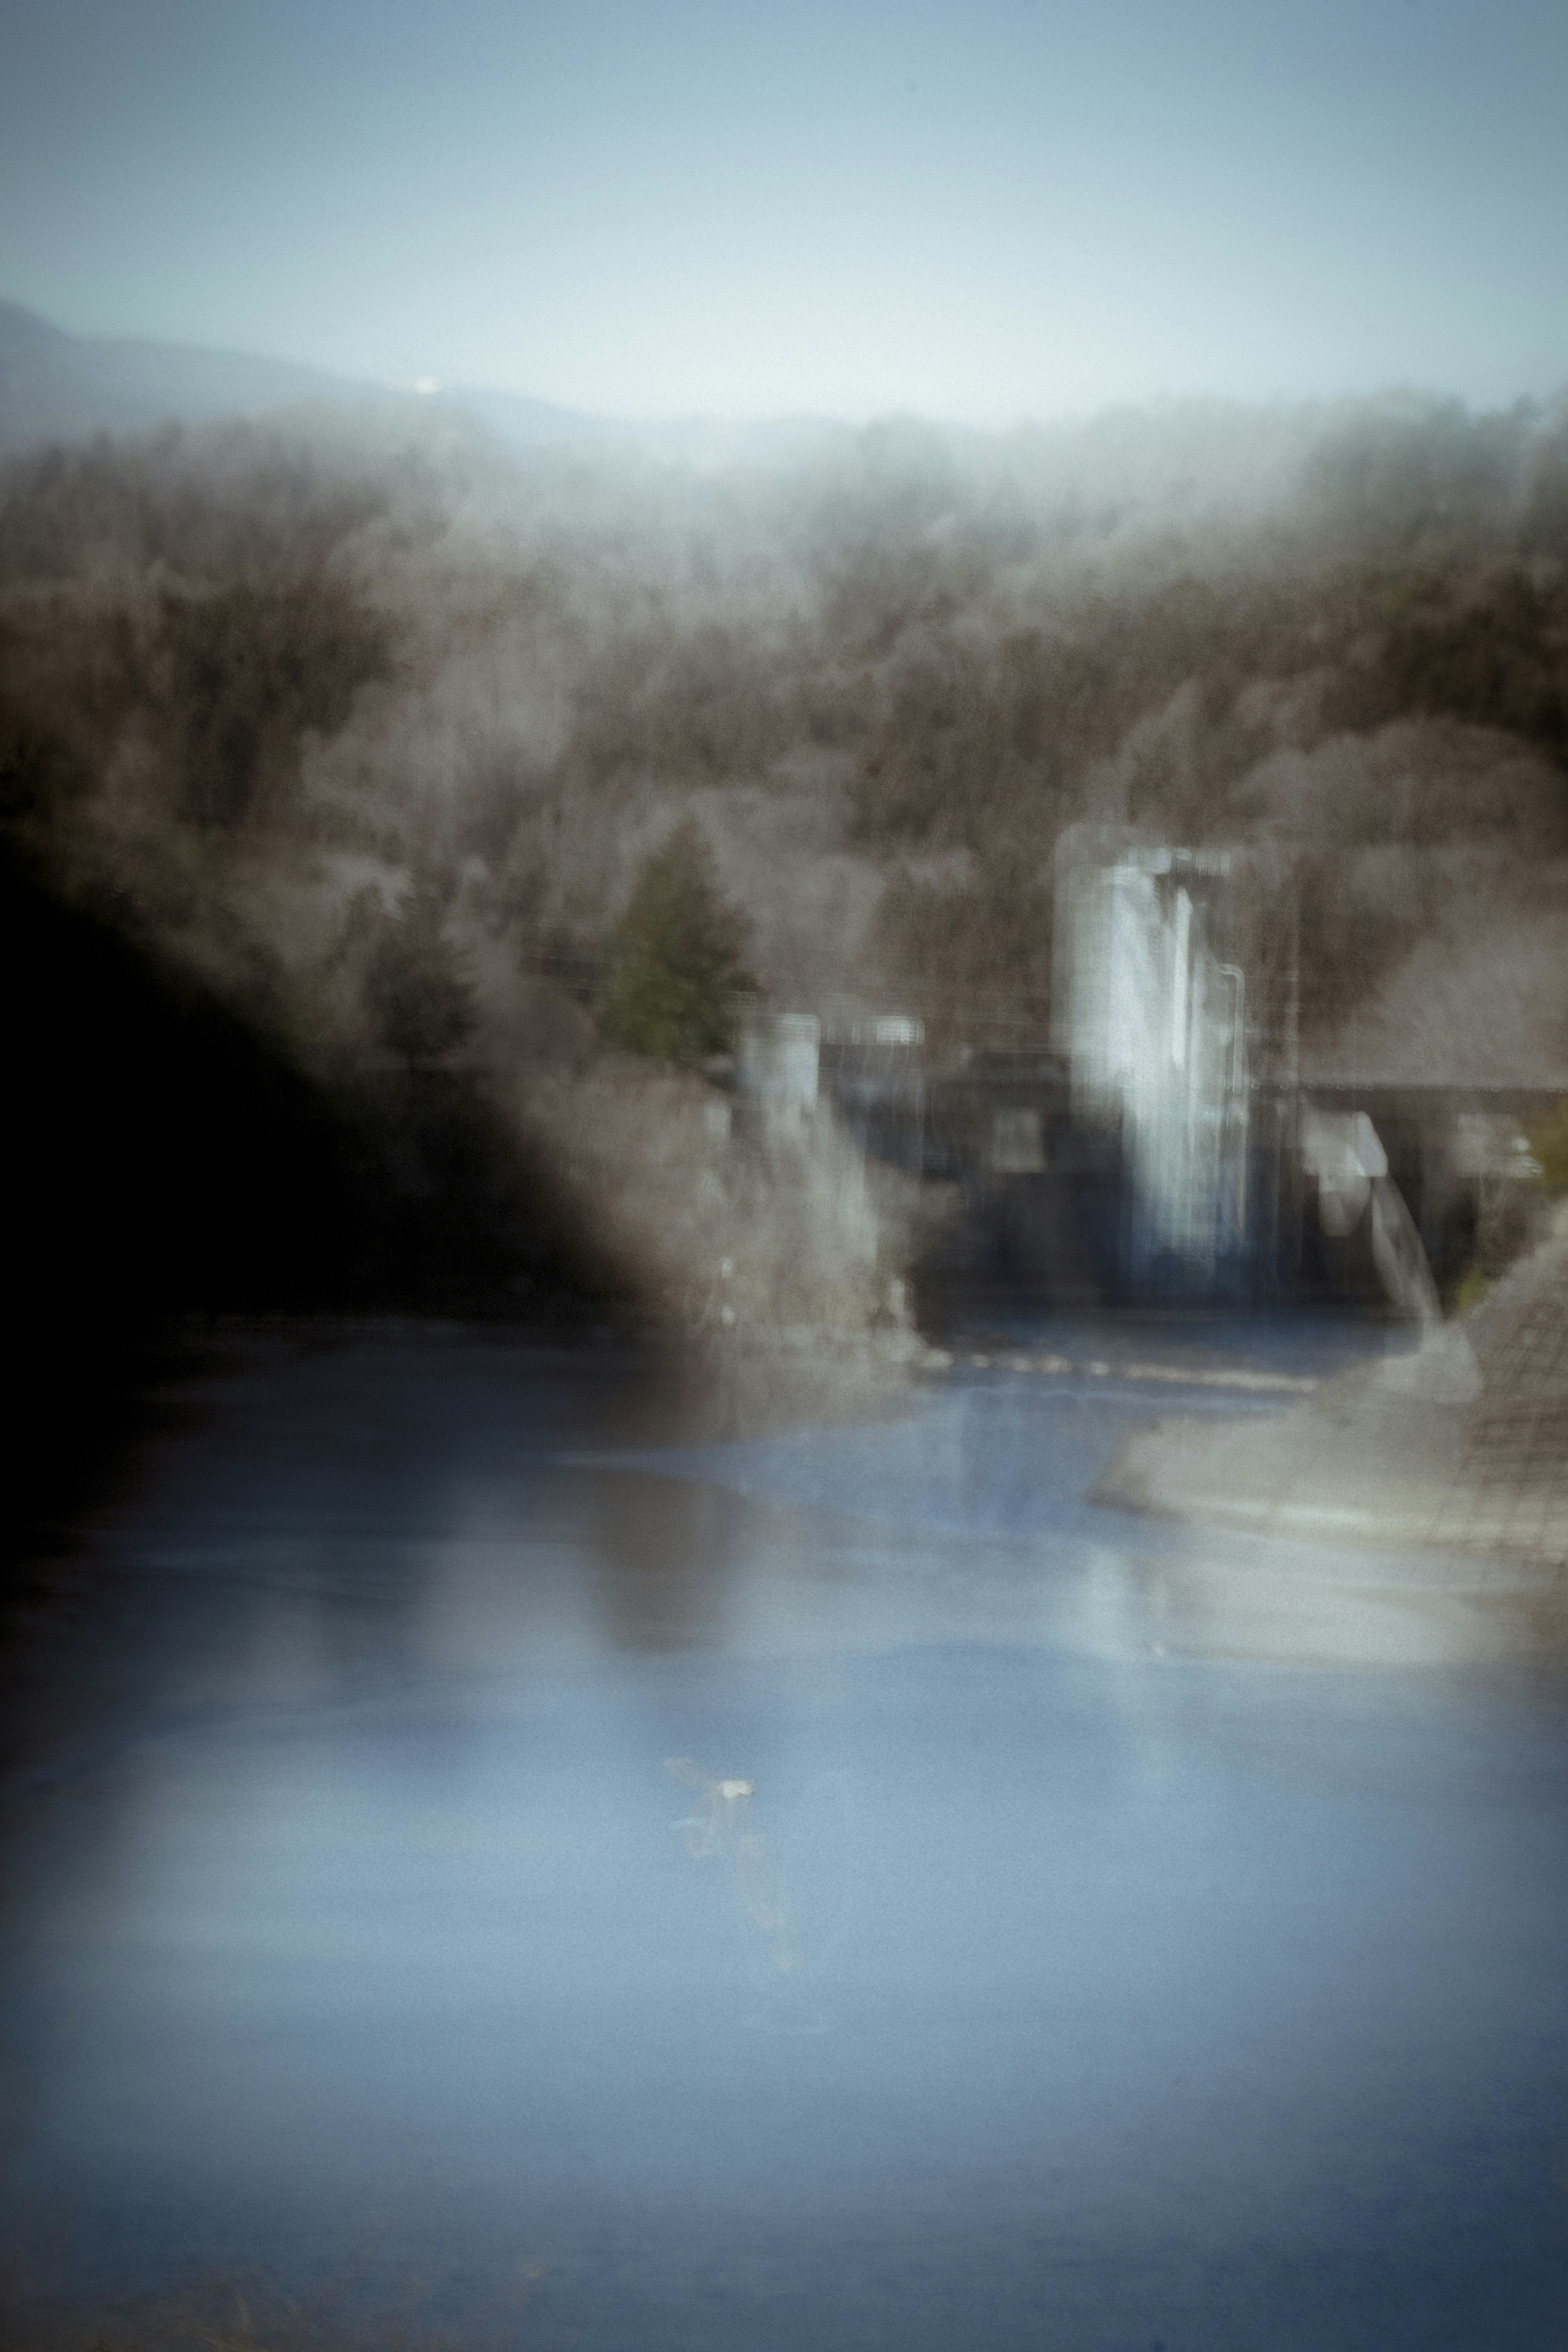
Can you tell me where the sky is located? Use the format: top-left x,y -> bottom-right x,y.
3,0 -> 1566,425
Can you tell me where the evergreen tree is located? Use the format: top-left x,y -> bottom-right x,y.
597,821 -> 751,1066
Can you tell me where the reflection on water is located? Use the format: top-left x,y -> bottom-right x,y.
663,1757 -> 855,2041
1057,1535 -> 1568,1672
2,1318 -> 1567,2350
588,1473 -> 755,1652
668,1757 -> 800,1982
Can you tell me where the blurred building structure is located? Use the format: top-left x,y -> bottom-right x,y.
1054,842 -> 1250,1294
750,839 -> 1561,1316
819,1009 -> 926,1176
738,1011 -> 820,1132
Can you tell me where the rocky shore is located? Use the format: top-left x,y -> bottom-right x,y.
1096,1213 -> 1568,1573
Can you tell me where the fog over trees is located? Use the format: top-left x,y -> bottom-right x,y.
4,386 -> 1568,1327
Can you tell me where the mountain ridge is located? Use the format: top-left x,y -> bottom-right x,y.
0,300 -> 837,466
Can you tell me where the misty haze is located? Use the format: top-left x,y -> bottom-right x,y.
4,207 -> 1568,2352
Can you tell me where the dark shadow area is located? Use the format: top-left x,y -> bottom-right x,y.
1,844 -> 618,1591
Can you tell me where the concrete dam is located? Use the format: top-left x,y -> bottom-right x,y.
744,842 -> 1559,1318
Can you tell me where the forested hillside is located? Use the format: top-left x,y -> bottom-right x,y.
4,387 -> 1567,1336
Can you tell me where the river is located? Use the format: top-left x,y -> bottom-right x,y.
2,1315 -> 1565,2349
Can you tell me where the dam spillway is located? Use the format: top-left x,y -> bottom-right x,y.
806,842 -> 1558,1315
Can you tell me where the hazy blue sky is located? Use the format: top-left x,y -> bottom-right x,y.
4,0 -> 1565,422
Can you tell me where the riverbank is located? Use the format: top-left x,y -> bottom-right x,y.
1096,1213 -> 1568,1572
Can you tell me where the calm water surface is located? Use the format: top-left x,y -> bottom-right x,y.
2,1318 -> 1566,2350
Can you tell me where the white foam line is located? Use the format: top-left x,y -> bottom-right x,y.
962,1354 -> 1316,1395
